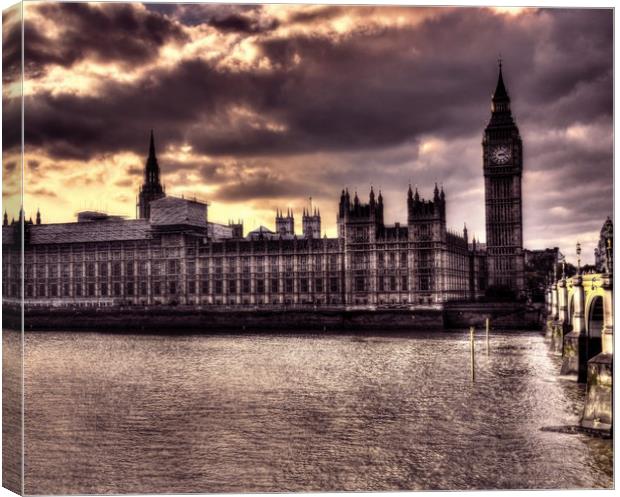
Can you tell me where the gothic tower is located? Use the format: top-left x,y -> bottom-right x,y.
483,61 -> 525,295
137,130 -> 165,219
407,184 -> 447,303
275,209 -> 295,236
302,205 -> 321,239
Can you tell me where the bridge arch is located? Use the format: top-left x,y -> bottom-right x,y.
584,290 -> 605,363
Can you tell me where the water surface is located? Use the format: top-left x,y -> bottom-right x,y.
9,330 -> 614,493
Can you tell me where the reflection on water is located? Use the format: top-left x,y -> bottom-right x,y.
9,330 -> 613,493
2,329 -> 23,494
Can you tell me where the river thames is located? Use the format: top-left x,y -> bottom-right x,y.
5,330 -> 613,493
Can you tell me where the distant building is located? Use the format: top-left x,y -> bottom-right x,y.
594,217 -> 613,273
3,63 -> 532,310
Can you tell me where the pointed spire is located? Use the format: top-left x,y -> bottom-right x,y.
414,187 -> 419,202
144,129 -> 161,187
3,210 -> 7,226
408,184 -> 413,199
369,186 -> 375,203
493,57 -> 509,103
433,182 -> 439,200
149,129 -> 156,157
378,190 -> 383,204
36,208 -> 41,225
490,57 -> 512,118
440,185 -> 445,201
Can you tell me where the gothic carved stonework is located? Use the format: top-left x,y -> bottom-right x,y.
483,62 -> 525,296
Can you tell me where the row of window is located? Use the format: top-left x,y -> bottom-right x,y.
24,277 -> 343,299
19,271 -> 471,299
23,248 -> 343,263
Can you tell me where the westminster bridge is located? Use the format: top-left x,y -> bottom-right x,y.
545,254 -> 613,434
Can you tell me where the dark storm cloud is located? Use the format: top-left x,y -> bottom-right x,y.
208,13 -> 279,33
19,4 -> 613,256
212,174 -> 328,203
2,8 -> 22,84
21,7 -> 612,165
147,3 -> 278,33
8,3 -> 187,80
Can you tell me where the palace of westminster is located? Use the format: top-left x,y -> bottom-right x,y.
2,65 -> 527,309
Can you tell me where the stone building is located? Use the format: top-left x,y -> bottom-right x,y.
3,63 -> 528,310
483,61 -> 525,296
594,217 -> 613,273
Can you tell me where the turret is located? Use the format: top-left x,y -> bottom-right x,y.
275,208 -> 295,236
36,208 -> 41,225
302,203 -> 321,239
228,219 -> 243,238
3,211 -> 7,226
407,185 -> 446,227
337,185 -> 384,240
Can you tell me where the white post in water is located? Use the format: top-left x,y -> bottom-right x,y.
470,326 -> 475,381
485,318 -> 490,356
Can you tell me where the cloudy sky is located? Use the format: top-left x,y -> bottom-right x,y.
2,2 -> 613,263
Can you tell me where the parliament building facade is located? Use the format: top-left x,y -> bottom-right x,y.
3,65 -> 524,310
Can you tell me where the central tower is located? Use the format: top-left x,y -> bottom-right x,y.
483,62 -> 525,296
137,130 -> 165,219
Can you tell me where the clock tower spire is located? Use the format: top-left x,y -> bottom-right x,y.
483,60 -> 525,297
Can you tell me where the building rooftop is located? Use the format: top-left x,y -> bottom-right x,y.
150,196 -> 208,228
2,219 -> 152,245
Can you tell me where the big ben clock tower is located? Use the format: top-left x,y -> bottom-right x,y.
483,61 -> 525,296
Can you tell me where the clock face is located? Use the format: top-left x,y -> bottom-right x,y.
491,145 -> 511,165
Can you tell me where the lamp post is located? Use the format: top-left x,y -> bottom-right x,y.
576,242 -> 582,276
